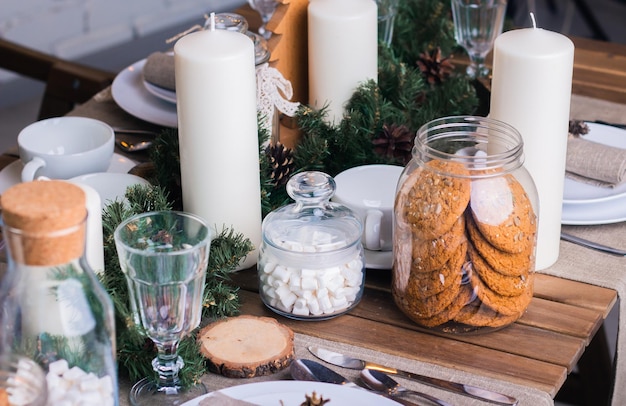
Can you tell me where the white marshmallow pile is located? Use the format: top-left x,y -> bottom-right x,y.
45,359 -> 114,406
260,240 -> 364,317
5,357 -> 44,405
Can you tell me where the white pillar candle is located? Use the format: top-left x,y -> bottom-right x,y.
308,0 -> 378,125
174,18 -> 262,270
489,25 -> 574,270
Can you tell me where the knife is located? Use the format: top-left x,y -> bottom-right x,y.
308,346 -> 518,406
560,232 -> 626,256
290,359 -> 423,406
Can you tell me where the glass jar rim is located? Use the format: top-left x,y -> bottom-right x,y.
414,115 -> 525,176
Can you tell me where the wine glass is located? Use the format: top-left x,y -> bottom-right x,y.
451,0 -> 506,79
248,0 -> 278,39
114,211 -> 212,406
375,0 -> 400,47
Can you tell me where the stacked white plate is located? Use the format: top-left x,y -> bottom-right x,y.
111,59 -> 178,128
562,122 -> 626,225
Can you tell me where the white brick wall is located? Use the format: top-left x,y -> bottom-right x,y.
0,0 -> 246,84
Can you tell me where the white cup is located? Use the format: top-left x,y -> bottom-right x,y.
333,164 -> 403,251
18,117 -> 115,182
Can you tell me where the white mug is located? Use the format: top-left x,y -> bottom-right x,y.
18,117 -> 114,182
333,164 -> 403,251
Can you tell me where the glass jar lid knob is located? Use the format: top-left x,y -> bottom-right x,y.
286,172 -> 335,206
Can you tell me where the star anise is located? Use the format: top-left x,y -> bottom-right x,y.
417,47 -> 454,85
568,119 -> 590,138
372,123 -> 414,165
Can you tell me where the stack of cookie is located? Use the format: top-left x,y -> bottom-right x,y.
393,160 -> 537,331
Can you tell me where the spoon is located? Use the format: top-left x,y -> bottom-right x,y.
116,139 -> 153,152
361,369 -> 454,406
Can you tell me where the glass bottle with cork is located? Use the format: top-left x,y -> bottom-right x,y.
0,180 -> 118,405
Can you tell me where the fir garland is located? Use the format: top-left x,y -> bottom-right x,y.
101,184 -> 251,386
101,0 -> 481,386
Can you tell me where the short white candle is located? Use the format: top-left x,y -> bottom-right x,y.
308,0 -> 378,125
76,183 -> 105,274
174,17 -> 262,270
489,24 -> 574,270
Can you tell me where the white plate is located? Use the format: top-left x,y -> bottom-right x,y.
0,153 -> 136,195
182,381 -> 401,406
69,172 -> 150,208
563,122 -> 626,204
562,194 -> 626,225
143,79 -> 177,104
111,59 -> 178,128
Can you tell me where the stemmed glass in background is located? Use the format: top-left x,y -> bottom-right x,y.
451,0 -> 507,79
114,211 -> 212,406
248,0 -> 279,39
376,0 -> 400,47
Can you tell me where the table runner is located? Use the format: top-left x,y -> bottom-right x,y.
72,90 -> 625,405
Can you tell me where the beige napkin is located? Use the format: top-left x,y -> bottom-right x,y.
566,136 -> 626,187
142,52 -> 175,91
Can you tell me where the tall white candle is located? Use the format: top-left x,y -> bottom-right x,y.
174,18 -> 262,270
489,25 -> 574,270
308,0 -> 378,125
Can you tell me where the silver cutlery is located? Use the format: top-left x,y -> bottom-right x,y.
560,232 -> 626,256
308,346 -> 518,406
290,358 -> 424,406
116,139 -> 153,152
361,368 -> 453,406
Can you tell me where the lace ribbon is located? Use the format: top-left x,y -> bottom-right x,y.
255,63 -> 300,142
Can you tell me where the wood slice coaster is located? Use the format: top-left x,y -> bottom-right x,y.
198,315 -> 295,378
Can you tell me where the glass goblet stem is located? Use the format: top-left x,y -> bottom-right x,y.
152,342 -> 184,392
467,54 -> 489,79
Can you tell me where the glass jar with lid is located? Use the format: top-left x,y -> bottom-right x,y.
258,171 -> 365,320
393,116 -> 538,334
0,180 -> 118,405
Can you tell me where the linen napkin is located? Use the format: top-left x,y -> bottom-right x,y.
565,124 -> 626,187
142,52 -> 175,91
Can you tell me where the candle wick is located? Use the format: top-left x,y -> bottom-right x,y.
210,12 -> 216,31
529,12 -> 537,29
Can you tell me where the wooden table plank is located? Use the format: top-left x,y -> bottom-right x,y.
234,269 -> 593,372
533,273 -> 618,318
238,289 -> 568,396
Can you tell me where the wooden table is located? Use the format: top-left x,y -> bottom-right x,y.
1,35 -> 625,406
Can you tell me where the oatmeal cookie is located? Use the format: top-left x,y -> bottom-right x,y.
469,174 -> 536,254
466,212 -> 533,277
411,240 -> 467,298
468,267 -> 534,316
411,215 -> 466,272
453,298 -> 523,328
409,284 -> 474,327
401,160 -> 471,240
468,244 -> 530,297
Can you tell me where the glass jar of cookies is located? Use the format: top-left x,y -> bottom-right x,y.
393,116 -> 538,334
258,171 -> 366,320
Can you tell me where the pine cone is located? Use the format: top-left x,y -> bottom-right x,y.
372,124 -> 414,165
265,142 -> 295,187
417,47 -> 454,85
568,120 -> 589,137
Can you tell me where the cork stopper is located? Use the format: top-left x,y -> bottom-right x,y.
1,180 -> 87,266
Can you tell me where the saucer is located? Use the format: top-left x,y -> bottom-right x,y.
0,153 -> 136,195
365,249 -> 393,270
69,172 -> 150,208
